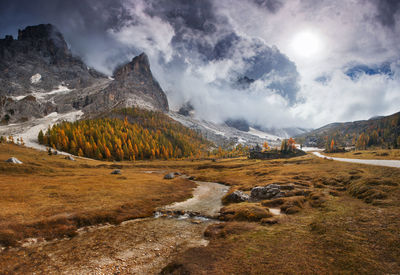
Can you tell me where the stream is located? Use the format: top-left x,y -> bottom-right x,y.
3,180 -> 230,274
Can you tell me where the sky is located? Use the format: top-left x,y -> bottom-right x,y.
1,0 -> 400,129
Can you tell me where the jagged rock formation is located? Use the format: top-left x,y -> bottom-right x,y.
0,24 -> 103,95
177,102 -> 194,116
84,53 -> 169,115
0,24 -> 169,124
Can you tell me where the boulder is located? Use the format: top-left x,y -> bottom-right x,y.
164,172 -> 175,179
250,184 -> 285,200
65,155 -> 75,161
224,190 -> 250,203
111,169 -> 121,175
5,157 -> 22,164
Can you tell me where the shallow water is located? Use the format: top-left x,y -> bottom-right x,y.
2,180 -> 230,274
160,181 -> 230,218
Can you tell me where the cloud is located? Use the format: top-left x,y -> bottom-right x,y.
108,1 -> 175,63
1,0 -> 400,129
372,0 -> 400,28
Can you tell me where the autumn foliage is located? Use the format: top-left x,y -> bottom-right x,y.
38,108 -> 210,160
280,138 -> 296,153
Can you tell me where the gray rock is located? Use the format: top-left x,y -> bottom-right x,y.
65,155 -> 75,161
0,25 -> 169,124
250,184 -> 284,200
111,169 -> 121,175
164,173 -> 175,179
5,157 -> 22,164
224,190 -> 250,203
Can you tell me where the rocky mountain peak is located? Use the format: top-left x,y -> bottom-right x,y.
22,24 -> 68,57
114,53 -> 151,79
104,52 -> 169,112
1,24 -> 71,63
18,24 -> 62,42
0,24 -> 169,124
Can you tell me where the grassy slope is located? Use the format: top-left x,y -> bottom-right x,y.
161,155 -> 400,274
1,144 -> 400,274
325,148 -> 400,160
0,143 -> 196,245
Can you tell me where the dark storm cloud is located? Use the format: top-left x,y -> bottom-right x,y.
0,0 -> 128,34
2,0 -> 397,128
146,0 -> 218,33
373,0 -> 400,28
252,0 -> 283,13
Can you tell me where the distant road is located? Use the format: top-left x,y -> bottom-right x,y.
312,152 -> 400,168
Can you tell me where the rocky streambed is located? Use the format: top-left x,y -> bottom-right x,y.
0,180 -> 230,274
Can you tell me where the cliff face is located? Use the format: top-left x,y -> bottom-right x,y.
0,24 -> 104,96
111,53 -> 169,112
0,24 -> 169,124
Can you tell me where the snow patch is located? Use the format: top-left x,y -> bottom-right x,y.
0,110 -> 83,153
30,73 -> 41,84
46,85 -> 72,96
248,127 -> 281,140
168,112 -> 283,147
11,95 -> 28,101
10,85 -> 73,102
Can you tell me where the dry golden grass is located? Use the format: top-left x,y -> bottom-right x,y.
1,143 -> 400,274
160,153 -> 400,274
0,143 -> 195,245
325,148 -> 400,160
220,202 -> 273,222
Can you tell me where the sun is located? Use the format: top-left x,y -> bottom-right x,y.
291,30 -> 322,58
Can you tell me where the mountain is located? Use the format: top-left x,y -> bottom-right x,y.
0,24 -> 169,124
0,24 -> 104,95
82,53 -> 169,116
168,112 -> 283,148
0,23 -> 304,150
296,111 -> 400,149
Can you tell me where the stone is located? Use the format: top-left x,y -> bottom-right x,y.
164,172 -> 175,179
224,190 -> 250,203
111,169 -> 121,175
5,157 -> 22,164
65,155 -> 75,161
250,184 -> 285,200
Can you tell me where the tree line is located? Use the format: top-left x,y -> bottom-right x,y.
38,108 -> 211,160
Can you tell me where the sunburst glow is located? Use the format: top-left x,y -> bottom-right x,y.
291,30 -> 322,58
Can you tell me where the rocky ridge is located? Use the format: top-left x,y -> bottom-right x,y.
0,24 -> 169,124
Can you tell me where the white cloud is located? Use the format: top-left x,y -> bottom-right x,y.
108,0 -> 175,62
100,0 -> 400,129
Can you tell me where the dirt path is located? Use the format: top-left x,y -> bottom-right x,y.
0,181 -> 229,274
313,151 -> 400,168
